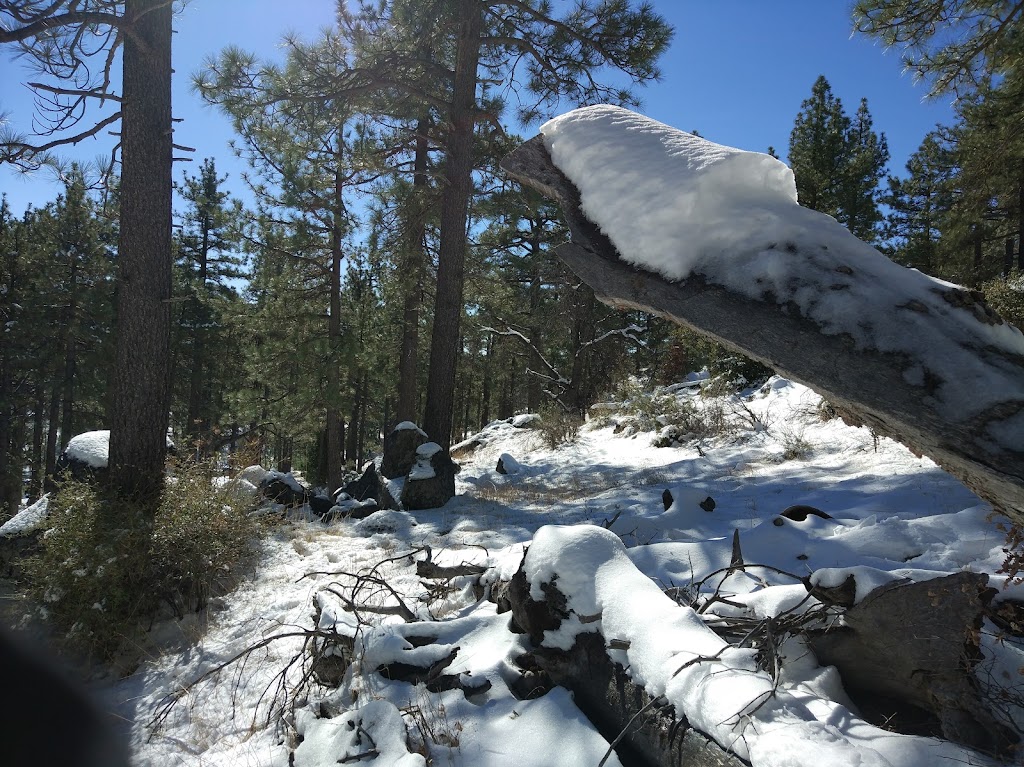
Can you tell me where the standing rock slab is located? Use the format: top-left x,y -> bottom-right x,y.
380,422 -> 428,480
341,461 -> 383,503
400,442 -> 456,510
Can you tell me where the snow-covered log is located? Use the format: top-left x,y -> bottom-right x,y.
506,559 -> 746,767
501,106 -> 1024,526
506,525 -> 1010,763
807,570 -> 1016,752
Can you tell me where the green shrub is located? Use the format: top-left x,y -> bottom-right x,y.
26,460 -> 260,664
980,272 -> 1024,331
780,429 -> 813,461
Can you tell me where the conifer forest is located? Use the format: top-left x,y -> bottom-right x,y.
2,1 -> 1020,520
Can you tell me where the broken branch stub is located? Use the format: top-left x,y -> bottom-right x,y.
500,136 -> 1024,526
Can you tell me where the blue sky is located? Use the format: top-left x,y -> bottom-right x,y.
0,0 -> 954,216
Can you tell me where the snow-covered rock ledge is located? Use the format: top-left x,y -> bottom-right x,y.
500,105 -> 1024,527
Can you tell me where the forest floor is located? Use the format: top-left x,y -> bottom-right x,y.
91,376 -> 1021,766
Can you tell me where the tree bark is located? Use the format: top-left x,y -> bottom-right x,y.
502,135 -> 1024,527
326,133 -> 346,494
108,0 -> 173,505
422,0 -> 482,449
28,385 -> 44,502
396,117 -> 430,425
806,571 -> 1017,753
186,206 -> 210,447
59,249 -> 78,450
44,380 -> 60,490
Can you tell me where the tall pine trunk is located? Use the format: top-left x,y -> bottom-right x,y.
44,380 -> 60,489
326,133 -> 346,494
28,385 -> 44,502
423,0 -> 482,449
186,213 -> 210,447
0,363 -> 15,521
59,249 -> 78,450
108,0 -> 173,505
396,118 -> 430,425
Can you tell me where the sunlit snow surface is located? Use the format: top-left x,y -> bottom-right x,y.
541,105 -> 1024,426
64,430 -> 111,468
100,377 -> 1021,767
0,494 -> 48,536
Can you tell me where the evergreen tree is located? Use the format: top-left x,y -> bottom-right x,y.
1,0 -> 175,505
197,32 -> 374,489
788,76 -> 889,242
0,199 -> 26,519
345,0 -> 673,449
843,98 -> 890,241
173,158 -> 247,452
788,76 -> 849,218
883,132 -> 954,275
853,0 -> 1024,98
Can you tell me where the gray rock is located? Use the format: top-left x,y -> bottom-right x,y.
341,461 -> 383,503
380,422 -> 428,479
400,442 -> 456,510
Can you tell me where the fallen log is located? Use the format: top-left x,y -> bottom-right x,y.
506,564 -> 745,767
806,570 -> 1017,753
500,115 -> 1024,527
505,524 -> 1020,763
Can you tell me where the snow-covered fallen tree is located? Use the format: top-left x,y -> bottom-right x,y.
501,105 -> 1024,528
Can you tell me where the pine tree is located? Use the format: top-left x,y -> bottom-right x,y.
173,158 -> 246,452
788,76 -> 850,218
197,32 -> 373,489
1,0 -> 175,505
788,76 -> 889,242
883,132 -> 954,275
843,98 -> 890,242
358,0 -> 674,449
0,198 -> 25,519
853,0 -> 1024,98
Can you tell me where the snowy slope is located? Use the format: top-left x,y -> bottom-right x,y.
100,377 -> 1021,767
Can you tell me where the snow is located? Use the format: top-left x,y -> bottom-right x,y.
262,469 -> 307,494
0,494 -> 49,537
810,565 -> 909,603
511,413 -> 540,428
293,700 -> 425,767
407,442 -> 442,481
394,421 -> 428,437
64,430 -> 111,468
540,105 -> 1024,420
416,442 -> 442,459
497,453 -> 523,474
237,464 -> 269,486
63,429 -> 176,468
74,376 -> 1016,767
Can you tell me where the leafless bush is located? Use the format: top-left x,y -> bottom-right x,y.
538,408 -> 584,449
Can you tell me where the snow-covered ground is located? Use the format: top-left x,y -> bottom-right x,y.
96,377 -> 1020,766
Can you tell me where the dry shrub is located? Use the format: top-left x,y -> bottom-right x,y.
538,408 -> 583,449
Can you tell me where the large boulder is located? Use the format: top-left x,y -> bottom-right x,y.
56,430 -> 176,483
341,461 -> 383,503
56,430 -> 111,482
400,443 -> 456,511
380,422 -> 429,479
259,470 -> 310,507
0,495 -> 49,579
